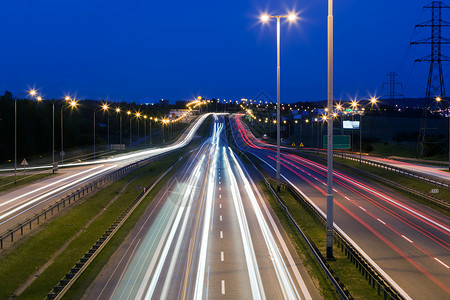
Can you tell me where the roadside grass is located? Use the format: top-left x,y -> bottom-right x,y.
0,173 -> 54,193
266,183 -> 383,300
0,117 -> 211,299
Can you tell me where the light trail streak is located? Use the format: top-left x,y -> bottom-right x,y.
193,121 -> 222,300
0,165 -> 117,223
228,147 -> 305,300
223,147 -> 265,300
246,150 -> 413,300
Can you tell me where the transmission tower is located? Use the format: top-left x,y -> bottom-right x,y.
411,1 -> 450,158
382,72 -> 404,107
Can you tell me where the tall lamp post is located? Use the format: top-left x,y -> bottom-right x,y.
116,107 -> 122,147
149,117 -> 153,145
14,89 -> 37,183
260,12 -> 297,192
93,104 -> 109,160
326,0 -> 334,259
127,111 -> 132,146
60,100 -> 78,164
144,115 -> 147,147
136,112 -> 141,147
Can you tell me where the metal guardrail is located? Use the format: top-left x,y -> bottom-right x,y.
0,154 -> 163,250
46,155 -> 183,299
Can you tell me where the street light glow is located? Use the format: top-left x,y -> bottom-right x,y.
436,97 -> 442,102
102,104 -> 109,110
260,14 -> 269,22
116,108 -> 120,113
37,96 -> 43,101
65,96 -> 71,101
127,111 -> 131,115
29,89 -> 37,96
288,14 -> 296,21
70,101 -> 77,107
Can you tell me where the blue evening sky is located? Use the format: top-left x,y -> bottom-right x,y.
0,1 -> 444,103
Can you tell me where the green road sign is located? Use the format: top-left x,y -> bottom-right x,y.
323,135 -> 350,149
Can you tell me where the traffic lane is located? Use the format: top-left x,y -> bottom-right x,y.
82,142 -> 210,300
252,149 -> 449,299
278,152 -> 450,264
226,148 -> 314,299
236,152 -> 321,299
206,148 -> 253,299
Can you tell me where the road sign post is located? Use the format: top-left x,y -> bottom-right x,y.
21,158 -> 28,176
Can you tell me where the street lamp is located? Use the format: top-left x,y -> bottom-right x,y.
13,89 -> 38,183
326,0 -> 334,259
93,103 -> 109,160
260,11 -> 297,191
144,115 -> 147,147
116,108 -> 122,147
149,117 -> 153,145
60,100 -> 77,164
136,112 -> 141,147
127,111 -> 132,146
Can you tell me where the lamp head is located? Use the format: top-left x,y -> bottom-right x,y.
288,14 -> 296,21
260,14 -> 270,22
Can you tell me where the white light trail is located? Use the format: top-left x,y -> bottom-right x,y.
228,147 -> 303,300
0,165 -> 117,223
224,147 -> 266,300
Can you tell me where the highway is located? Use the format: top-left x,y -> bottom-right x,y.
83,115 -> 318,299
0,114 -> 210,234
230,114 -> 450,300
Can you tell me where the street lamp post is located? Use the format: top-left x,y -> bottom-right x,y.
116,108 -> 122,147
144,115 -> 147,147
14,90 -> 37,183
127,111 -> 132,146
60,100 -> 77,164
94,104 -> 109,160
136,113 -> 141,147
326,0 -> 334,259
261,12 -> 297,192
149,117 -> 153,145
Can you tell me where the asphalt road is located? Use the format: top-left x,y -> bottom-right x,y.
83,115 -> 318,299
231,114 -> 450,300
0,114 -> 210,235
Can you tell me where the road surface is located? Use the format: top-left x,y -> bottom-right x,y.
231,114 -> 450,300
83,114 -> 318,299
